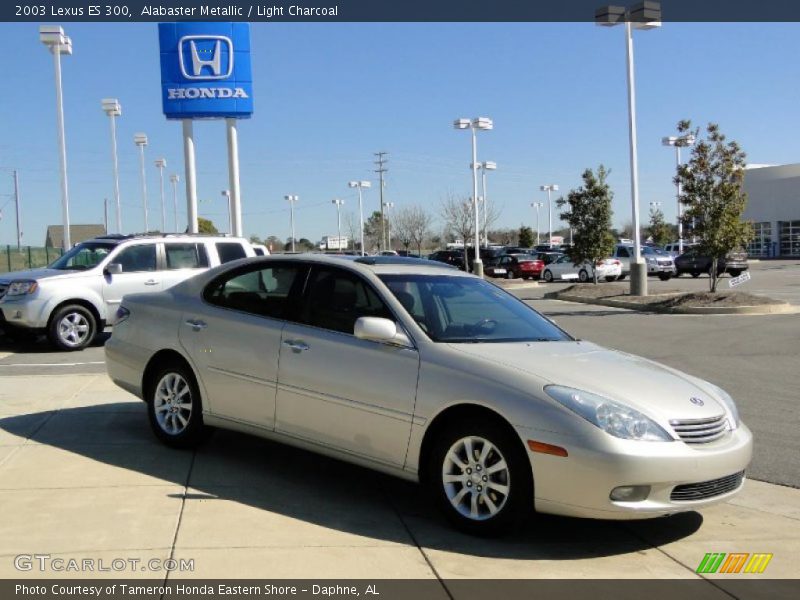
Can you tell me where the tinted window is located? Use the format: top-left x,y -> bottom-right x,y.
164,243 -> 209,270
216,242 -> 247,264
617,247 -> 631,258
301,268 -> 392,334
113,245 -> 157,273
381,275 -> 570,343
205,265 -> 300,319
49,242 -> 116,270
253,247 -> 265,256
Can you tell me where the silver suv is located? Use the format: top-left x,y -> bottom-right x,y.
611,244 -> 676,281
0,234 -> 255,350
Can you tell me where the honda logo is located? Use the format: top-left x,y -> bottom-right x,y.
178,35 -> 233,80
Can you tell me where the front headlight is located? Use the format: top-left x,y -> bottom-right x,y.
646,257 -> 657,264
6,280 -> 38,296
545,385 -> 672,442
707,383 -> 740,429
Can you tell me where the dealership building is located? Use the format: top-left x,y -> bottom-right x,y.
742,163 -> 800,257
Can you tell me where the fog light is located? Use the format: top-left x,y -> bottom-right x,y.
610,485 -> 651,502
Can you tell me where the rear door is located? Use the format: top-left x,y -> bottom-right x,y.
159,242 -> 211,290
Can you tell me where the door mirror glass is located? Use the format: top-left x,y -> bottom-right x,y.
105,263 -> 123,275
354,317 -> 398,342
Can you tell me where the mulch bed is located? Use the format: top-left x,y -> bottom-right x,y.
553,284 -> 784,308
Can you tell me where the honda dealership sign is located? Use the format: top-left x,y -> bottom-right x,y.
158,22 -> 253,119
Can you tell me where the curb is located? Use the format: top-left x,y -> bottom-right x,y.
497,280 -> 540,290
544,293 -> 799,315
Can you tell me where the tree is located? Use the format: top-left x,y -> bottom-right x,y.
439,193 -> 474,269
518,225 -> 534,248
647,207 -> 671,247
265,235 -> 282,252
675,120 -> 752,292
249,234 -> 263,244
408,206 -> 433,255
363,211 -> 385,253
197,218 -> 218,234
557,165 -> 615,284
343,212 -> 361,252
392,207 -> 415,252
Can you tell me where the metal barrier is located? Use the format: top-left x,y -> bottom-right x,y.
0,246 -> 63,273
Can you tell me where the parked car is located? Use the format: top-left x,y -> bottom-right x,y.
397,250 -> 420,258
541,255 -> 622,283
611,244 -> 676,281
663,242 -> 698,257
0,234 -> 255,350
674,249 -> 749,278
106,254 -> 751,535
533,251 -> 564,266
428,250 -> 464,270
485,254 -> 544,280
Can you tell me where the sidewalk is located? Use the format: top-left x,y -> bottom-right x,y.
0,373 -> 797,581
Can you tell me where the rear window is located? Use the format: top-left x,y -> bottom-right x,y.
216,242 -> 248,264
164,243 -> 209,270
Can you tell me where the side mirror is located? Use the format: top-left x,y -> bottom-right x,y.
354,317 -> 412,348
105,263 -> 123,275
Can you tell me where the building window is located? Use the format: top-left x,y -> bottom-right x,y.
747,222 -> 772,257
779,221 -> 800,257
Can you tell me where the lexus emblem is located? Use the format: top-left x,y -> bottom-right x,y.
690,397 -> 705,406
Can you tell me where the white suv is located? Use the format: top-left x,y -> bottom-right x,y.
0,234 -> 255,350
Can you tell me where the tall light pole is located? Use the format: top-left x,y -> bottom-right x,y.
221,190 -> 232,234
154,158 -> 167,232
531,201 -> 544,245
454,117 -> 493,277
473,161 -> 497,247
284,195 -> 298,252
540,184 -> 559,247
170,174 -> 180,232
662,133 -> 695,254
331,198 -> 344,251
101,99 -> 122,234
385,201 -> 395,250
40,26 -> 73,249
348,180 -> 371,256
597,1 -> 662,296
134,133 -> 149,232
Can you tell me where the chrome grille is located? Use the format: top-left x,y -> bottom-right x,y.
670,415 -> 729,444
671,471 -> 745,502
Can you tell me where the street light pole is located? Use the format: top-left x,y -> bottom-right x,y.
134,133 -> 149,232
473,161 -> 496,247
154,158 -> 167,232
331,199 -> 344,252
101,99 -> 122,234
385,201 -> 395,249
348,181 -> 371,256
662,133 -> 695,254
540,184 -> 559,247
170,174 -> 180,232
221,190 -> 232,234
531,201 -> 543,245
284,195 -> 298,252
40,26 -> 73,249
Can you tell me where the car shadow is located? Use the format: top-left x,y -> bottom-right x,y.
0,331 -> 110,353
0,406 -> 703,560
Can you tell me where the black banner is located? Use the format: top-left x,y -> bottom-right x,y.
5,0 -> 800,22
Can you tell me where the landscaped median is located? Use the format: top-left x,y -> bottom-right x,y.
544,283 -> 797,315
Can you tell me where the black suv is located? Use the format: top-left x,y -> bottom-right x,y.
674,248 -> 749,278
428,250 -> 465,269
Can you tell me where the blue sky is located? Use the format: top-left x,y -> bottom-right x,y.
1,22 -> 799,246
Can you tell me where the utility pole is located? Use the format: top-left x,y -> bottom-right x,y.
13,170 -> 22,249
103,198 -> 109,234
374,151 -> 388,251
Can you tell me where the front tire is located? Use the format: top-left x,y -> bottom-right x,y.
427,419 -> 532,536
605,276 -> 618,282
47,304 -> 97,351
146,362 -> 207,449
618,274 -> 626,281
578,269 -> 589,283
729,269 -> 742,277
543,270 -> 553,283
658,273 -> 672,281
506,270 -> 515,280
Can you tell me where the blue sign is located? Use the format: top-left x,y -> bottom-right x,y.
158,22 -> 253,119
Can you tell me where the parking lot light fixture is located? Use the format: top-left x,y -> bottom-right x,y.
348,181 -> 371,256
169,174 -> 180,232
40,26 -> 73,249
284,195 -> 299,252
531,201 -> 544,245
331,198 -> 345,251
454,117 -> 493,277
154,158 -> 167,232
596,1 -> 662,297
472,161 -> 496,247
662,133 -> 695,254
101,99 -> 122,233
539,184 -> 559,247
134,133 -> 149,232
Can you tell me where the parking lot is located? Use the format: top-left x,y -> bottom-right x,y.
0,259 -> 798,584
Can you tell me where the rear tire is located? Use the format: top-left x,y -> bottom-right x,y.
506,270 -> 515,280
146,361 -> 208,449
578,269 -> 589,283
543,270 -> 553,283
691,271 -> 701,278
47,304 -> 97,351
729,269 -> 742,277
618,274 -> 626,281
605,276 -> 618,282
658,273 -> 672,281
427,418 -> 532,536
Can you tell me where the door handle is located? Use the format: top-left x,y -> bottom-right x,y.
184,319 -> 207,331
144,279 -> 160,286
282,340 -> 309,352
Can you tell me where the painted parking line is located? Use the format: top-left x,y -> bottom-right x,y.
0,361 -> 105,368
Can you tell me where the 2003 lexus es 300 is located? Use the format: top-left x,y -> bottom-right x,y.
106,255 -> 752,534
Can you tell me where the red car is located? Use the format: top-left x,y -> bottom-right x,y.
486,254 -> 544,280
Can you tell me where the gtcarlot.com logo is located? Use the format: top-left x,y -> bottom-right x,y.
14,554 -> 194,573
696,552 -> 773,574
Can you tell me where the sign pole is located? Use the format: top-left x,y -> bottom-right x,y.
226,118 -> 243,237
183,119 -> 198,234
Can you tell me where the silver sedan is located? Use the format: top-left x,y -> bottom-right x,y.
105,255 -> 752,535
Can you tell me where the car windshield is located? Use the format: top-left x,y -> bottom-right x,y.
379,274 -> 571,343
48,242 -> 116,270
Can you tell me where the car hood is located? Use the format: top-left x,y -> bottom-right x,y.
0,268 -> 77,282
448,340 -> 725,422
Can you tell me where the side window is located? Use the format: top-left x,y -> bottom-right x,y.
216,242 -> 248,264
205,265 -> 300,319
164,243 -> 209,270
617,247 -> 631,258
301,268 -> 392,335
113,245 -> 157,273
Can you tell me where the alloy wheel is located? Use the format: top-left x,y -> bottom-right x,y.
57,312 -> 91,348
442,436 -> 511,521
153,372 -> 193,435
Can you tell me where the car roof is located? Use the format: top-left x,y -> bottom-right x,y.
89,234 -> 247,244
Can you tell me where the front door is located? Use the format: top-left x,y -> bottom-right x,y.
102,244 -> 162,321
275,266 -> 420,467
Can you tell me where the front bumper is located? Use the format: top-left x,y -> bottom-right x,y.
646,262 -> 677,275
518,423 -> 753,520
0,295 -> 49,330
